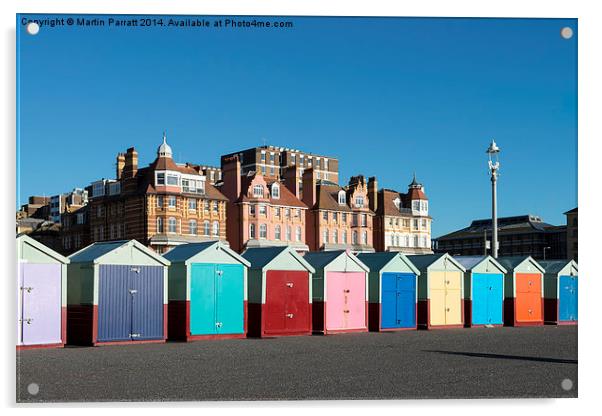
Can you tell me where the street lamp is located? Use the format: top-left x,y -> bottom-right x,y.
486,139 -> 501,258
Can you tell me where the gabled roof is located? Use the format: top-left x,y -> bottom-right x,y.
356,252 -> 420,275
17,234 -> 70,264
242,246 -> 315,273
68,239 -> 170,266
311,183 -> 352,212
496,256 -> 545,274
304,250 -> 369,272
163,241 -> 250,267
454,255 -> 507,274
538,259 -> 578,275
564,207 -> 578,215
407,253 -> 466,272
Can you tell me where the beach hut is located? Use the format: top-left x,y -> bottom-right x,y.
539,260 -> 578,325
17,235 -> 70,349
454,256 -> 507,328
304,250 -> 369,334
242,246 -> 314,337
497,256 -> 545,327
357,252 -> 420,331
163,241 -> 250,340
67,240 -> 170,346
407,254 -> 466,329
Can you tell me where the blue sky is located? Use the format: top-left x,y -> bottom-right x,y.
16,15 -> 577,237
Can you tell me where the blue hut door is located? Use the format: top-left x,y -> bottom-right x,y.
215,264 -> 244,335
559,275 -> 578,322
381,272 -> 415,329
130,266 -> 164,340
190,264 -> 217,335
472,273 -> 503,325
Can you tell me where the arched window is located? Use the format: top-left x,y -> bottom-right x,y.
296,226 -> 302,242
203,220 -> 210,236
212,221 -> 219,237
286,226 -> 292,241
338,191 -> 346,205
249,223 -> 256,239
333,229 -> 338,244
362,231 -> 368,245
352,231 -> 358,245
323,230 -> 329,244
414,235 -> 419,247
355,196 -> 365,208
253,185 -> 264,197
156,217 -> 163,233
189,220 -> 197,235
168,217 -> 177,233
275,225 -> 281,240
271,183 -> 280,199
342,231 -> 348,244
259,224 -> 267,239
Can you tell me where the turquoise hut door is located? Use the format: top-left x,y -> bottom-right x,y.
190,263 -> 244,335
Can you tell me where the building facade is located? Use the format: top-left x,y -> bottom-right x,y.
60,205 -> 90,254
86,135 -> 228,254
565,207 -> 578,261
49,188 -> 89,223
220,145 -> 340,190
220,155 -> 309,253
434,214 -> 567,260
371,175 -> 433,254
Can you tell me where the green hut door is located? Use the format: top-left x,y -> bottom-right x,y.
190,263 -> 244,336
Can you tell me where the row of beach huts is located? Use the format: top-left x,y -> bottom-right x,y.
17,234 -> 578,349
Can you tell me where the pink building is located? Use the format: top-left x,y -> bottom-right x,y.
220,156 -> 309,253
296,169 -> 375,253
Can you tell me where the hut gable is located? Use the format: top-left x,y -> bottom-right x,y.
497,256 -> 544,274
17,234 -> 69,265
454,255 -> 507,274
304,250 -> 369,273
242,246 -> 315,273
163,241 -> 250,267
69,240 -> 170,266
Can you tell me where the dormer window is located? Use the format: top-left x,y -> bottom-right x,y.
393,197 -> 401,210
338,191 -> 346,205
355,195 -> 365,208
253,185 -> 264,197
271,183 -> 280,199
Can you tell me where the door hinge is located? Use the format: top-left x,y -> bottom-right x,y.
19,318 -> 33,325
130,333 -> 141,338
130,267 -> 140,273
21,286 -> 34,293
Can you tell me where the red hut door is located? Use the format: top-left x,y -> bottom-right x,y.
265,270 -> 309,335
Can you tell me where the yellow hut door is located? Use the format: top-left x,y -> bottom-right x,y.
429,271 -> 446,326
444,271 -> 462,325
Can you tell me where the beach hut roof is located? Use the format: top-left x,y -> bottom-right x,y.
242,246 -> 315,273
68,239 -> 170,266
356,252 -> 420,275
304,250 -> 369,272
162,241 -> 250,267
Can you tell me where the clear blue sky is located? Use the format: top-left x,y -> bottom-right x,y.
17,15 -> 577,237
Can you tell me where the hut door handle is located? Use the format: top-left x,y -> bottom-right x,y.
446,281 -> 450,284
129,289 -> 138,294
215,322 -> 223,327
130,333 -> 141,338
446,308 -> 450,312
216,270 -> 223,276
21,286 -> 33,293
528,281 -> 532,285
131,267 -> 140,273
343,289 -> 350,293
343,310 -> 350,313
528,309 -> 532,314
286,313 -> 294,318
286,282 -> 294,288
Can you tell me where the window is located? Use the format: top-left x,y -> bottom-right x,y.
110,224 -> 115,239
99,226 -> 104,240
156,196 -> 163,208
259,224 -> 267,239
92,181 -> 106,197
259,205 -> 267,216
253,185 -> 264,197
271,183 -> 280,199
412,200 -> 420,212
275,225 -> 281,240
333,212 -> 338,223
212,221 -> 219,236
203,220 -> 210,236
395,235 -> 400,247
189,220 -> 197,235
352,214 -> 358,226
361,214 -> 367,227
97,205 -> 104,218
414,235 -> 420,247
342,213 -> 347,223
296,226 -> 302,242
270,166 -> 275,176
157,218 -> 163,233
156,173 -> 165,185
403,219 -> 410,228
168,196 -> 177,208
188,198 -> 197,210
338,191 -> 346,205
355,196 -> 364,208
168,217 -> 177,233
413,219 -> 419,230
291,154 -> 296,164
166,174 -> 179,186
323,211 -> 328,221
261,151 -> 266,162
249,205 -> 256,215
286,226 -> 292,241
352,231 -> 358,245
204,200 -> 209,212
296,209 -> 301,218
333,229 -> 338,244
275,207 -> 280,217
421,218 -> 427,230
285,208 -> 291,218
261,166 -> 266,175
212,201 -> 219,213
342,231 -> 348,244
323,230 -> 329,244
421,236 -> 427,248
249,223 -> 256,239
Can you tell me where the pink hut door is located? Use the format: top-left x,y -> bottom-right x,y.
326,272 -> 366,330
20,264 -> 62,345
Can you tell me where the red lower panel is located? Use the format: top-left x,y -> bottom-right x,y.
544,298 -> 559,324
368,303 -> 380,332
247,303 -> 262,338
312,301 -> 325,333
94,339 -> 166,347
17,342 -> 64,351
464,299 -> 472,328
67,304 -> 95,346
163,304 -> 168,340
168,300 -> 188,341
417,299 -> 429,329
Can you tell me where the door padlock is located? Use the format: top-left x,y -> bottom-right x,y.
286,282 -> 294,288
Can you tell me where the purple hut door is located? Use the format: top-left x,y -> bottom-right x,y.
20,263 -> 62,345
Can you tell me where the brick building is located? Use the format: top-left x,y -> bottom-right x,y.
60,205 -> 90,254
87,135 -> 228,254
371,174 -> 433,254
565,207 -> 578,261
219,155 -> 309,253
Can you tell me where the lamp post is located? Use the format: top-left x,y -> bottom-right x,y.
486,140 -> 501,258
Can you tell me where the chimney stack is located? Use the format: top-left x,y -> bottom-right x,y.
123,147 -> 138,179
301,168 -> 317,208
368,176 -> 378,212
282,166 -> 300,199
116,153 -> 126,179
221,156 -> 241,200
